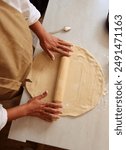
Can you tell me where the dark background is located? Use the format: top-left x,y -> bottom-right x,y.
30,0 -> 49,16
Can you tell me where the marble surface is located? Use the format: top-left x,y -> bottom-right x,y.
9,0 -> 109,150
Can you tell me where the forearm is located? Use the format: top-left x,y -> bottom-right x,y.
7,104 -> 29,121
29,21 -> 47,40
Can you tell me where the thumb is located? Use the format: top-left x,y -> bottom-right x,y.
46,49 -> 55,60
35,90 -> 48,100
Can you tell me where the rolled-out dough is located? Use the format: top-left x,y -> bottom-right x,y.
26,45 -> 105,116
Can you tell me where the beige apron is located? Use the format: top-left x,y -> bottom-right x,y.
0,1 -> 33,107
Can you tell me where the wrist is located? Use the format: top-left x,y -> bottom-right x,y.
7,104 -> 29,121
30,21 -> 47,41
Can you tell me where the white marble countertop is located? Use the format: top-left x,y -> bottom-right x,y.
9,0 -> 109,150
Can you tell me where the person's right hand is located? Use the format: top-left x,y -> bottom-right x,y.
26,91 -> 62,122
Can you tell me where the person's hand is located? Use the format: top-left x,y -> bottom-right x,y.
30,21 -> 72,60
27,91 -> 62,122
40,32 -> 73,60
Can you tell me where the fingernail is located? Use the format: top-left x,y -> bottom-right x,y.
52,56 -> 55,61
42,90 -> 48,96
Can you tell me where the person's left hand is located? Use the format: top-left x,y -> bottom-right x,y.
40,32 -> 73,60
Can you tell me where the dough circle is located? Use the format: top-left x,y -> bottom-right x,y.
26,45 -> 105,116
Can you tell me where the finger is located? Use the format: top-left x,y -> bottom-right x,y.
43,107 -> 62,114
41,90 -> 48,98
58,39 -> 72,47
31,112 -> 54,122
34,90 -> 48,100
43,112 -> 60,121
36,113 -> 53,122
45,102 -> 62,108
53,48 -> 71,57
43,117 -> 53,122
40,114 -> 53,122
57,45 -> 73,52
46,49 -> 55,60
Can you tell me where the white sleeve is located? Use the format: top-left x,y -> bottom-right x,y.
2,0 -> 41,26
0,104 -> 8,131
21,0 -> 41,25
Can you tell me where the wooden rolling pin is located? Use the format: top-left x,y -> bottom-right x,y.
53,56 -> 70,102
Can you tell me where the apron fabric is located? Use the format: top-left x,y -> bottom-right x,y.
0,1 -> 33,107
